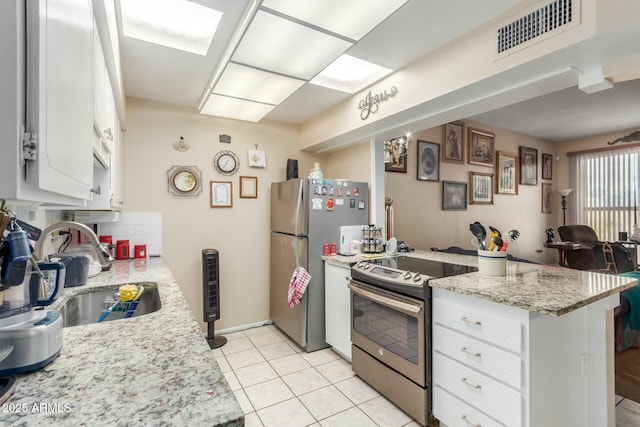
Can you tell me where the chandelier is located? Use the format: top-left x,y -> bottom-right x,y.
383,133 -> 412,163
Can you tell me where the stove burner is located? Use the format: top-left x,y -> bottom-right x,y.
351,256 -> 477,300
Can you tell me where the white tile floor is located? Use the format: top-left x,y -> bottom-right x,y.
213,324 -> 640,427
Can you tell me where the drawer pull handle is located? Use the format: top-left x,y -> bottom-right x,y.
461,377 -> 482,390
461,414 -> 481,427
460,316 -> 481,326
460,346 -> 481,358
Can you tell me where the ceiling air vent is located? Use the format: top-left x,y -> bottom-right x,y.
497,0 -> 574,55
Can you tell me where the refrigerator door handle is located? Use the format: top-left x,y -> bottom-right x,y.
294,178 -> 304,266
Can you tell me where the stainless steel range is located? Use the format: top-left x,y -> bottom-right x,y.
349,256 -> 476,426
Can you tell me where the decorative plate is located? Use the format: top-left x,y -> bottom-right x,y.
167,165 -> 202,197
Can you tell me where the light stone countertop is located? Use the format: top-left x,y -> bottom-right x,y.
324,249 -> 638,316
5,258 -> 243,427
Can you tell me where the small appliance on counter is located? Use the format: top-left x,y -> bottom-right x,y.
0,254 -> 65,375
339,225 -> 367,256
48,253 -> 90,287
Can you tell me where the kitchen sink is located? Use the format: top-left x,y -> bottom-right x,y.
58,282 -> 161,327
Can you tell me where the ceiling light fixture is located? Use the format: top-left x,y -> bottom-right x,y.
198,1 -> 409,122
310,54 -> 392,93
121,0 -> 222,55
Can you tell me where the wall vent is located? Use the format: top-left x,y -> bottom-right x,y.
497,0 -> 574,54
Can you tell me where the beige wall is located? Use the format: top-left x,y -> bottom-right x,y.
122,98 -> 324,330
386,120 -> 558,263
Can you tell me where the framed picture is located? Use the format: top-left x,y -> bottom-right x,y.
248,149 -> 266,168
442,122 -> 464,163
470,172 -> 494,204
417,140 -> 440,182
542,153 -> 553,180
468,128 -> 495,167
519,146 -> 538,185
496,151 -> 518,195
239,176 -> 258,198
385,154 -> 407,173
542,182 -> 552,213
442,181 -> 467,211
210,181 -> 232,208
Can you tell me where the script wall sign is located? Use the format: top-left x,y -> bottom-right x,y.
358,86 -> 398,120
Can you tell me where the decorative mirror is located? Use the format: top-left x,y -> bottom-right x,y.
167,165 -> 202,197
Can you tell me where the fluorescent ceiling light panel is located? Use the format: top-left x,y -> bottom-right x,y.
120,0 -> 222,55
310,54 -> 392,93
200,94 -> 275,122
262,0 -> 408,40
232,11 -> 352,80
214,63 -> 306,105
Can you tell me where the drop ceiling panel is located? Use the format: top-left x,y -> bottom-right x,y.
214,63 -> 306,105
201,94 -> 275,122
261,0 -> 409,41
231,10 -> 352,80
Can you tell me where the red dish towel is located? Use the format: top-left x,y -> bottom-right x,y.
288,266 -> 312,308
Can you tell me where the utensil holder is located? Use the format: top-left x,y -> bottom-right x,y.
478,250 -> 507,276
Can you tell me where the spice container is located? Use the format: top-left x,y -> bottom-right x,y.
360,225 -> 384,253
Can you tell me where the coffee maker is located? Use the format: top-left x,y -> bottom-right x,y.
0,227 -> 65,375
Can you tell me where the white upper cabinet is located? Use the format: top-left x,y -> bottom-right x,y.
84,21 -> 123,211
0,0 -> 94,205
25,0 -> 94,200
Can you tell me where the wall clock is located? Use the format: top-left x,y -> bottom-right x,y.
213,150 -> 240,175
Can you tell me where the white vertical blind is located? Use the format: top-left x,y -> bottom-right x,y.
570,147 -> 640,241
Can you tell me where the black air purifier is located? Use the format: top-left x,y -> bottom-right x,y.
286,159 -> 298,180
202,249 -> 227,349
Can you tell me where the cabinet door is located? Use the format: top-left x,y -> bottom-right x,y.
26,0 -> 93,200
110,114 -> 124,209
324,263 -> 351,361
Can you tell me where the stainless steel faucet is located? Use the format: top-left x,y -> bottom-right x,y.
34,221 -> 114,271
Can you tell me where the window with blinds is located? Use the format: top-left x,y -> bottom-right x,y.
570,147 -> 640,241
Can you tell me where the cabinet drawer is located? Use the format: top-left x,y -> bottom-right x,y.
433,385 -> 505,427
433,353 -> 521,427
433,296 -> 522,353
433,324 -> 522,388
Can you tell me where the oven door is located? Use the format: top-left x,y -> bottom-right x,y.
349,279 -> 425,386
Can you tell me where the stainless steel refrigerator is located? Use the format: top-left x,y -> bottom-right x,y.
270,178 -> 369,351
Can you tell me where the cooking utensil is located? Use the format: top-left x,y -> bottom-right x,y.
469,223 -> 486,250
489,226 -> 502,238
489,236 -> 504,251
507,229 -> 520,241
474,222 -> 487,243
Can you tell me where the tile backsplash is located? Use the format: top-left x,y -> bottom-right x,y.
98,212 -> 162,256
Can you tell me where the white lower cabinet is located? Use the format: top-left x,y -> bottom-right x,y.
324,262 -> 351,361
432,287 -> 619,427
433,290 -> 524,427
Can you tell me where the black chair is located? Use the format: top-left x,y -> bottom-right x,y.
592,241 -> 635,274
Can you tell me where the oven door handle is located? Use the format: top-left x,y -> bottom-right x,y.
348,283 -> 422,314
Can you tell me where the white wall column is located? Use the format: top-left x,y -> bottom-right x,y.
370,138 -> 385,233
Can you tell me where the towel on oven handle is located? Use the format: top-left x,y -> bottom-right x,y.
288,266 -> 311,308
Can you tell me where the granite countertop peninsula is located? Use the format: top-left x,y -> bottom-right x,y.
325,249 -> 638,316
5,258 -> 243,427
